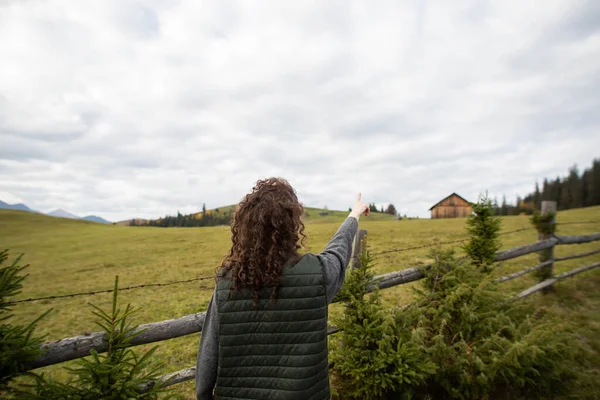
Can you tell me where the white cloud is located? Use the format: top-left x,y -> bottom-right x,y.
0,0 -> 599,221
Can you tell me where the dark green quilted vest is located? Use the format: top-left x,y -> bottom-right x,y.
214,254 -> 330,400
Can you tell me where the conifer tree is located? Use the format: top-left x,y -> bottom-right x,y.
330,240 -> 435,399
463,194 -> 501,272
393,246 -> 591,399
0,250 -> 49,393
15,277 -> 170,399
385,204 -> 397,215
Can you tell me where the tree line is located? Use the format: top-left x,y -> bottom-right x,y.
494,157 -> 600,216
134,201 -> 403,228
349,203 -> 398,216
130,204 -> 232,227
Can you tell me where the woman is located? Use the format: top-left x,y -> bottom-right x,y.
196,177 -> 369,400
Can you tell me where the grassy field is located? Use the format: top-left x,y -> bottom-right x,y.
1,206 -> 600,398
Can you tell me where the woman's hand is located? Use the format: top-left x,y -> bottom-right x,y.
349,192 -> 369,220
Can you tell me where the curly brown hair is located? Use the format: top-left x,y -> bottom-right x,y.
217,177 -> 308,307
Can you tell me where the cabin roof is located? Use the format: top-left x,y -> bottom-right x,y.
428,192 -> 471,211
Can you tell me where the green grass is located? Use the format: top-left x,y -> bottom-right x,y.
1,207 -> 599,399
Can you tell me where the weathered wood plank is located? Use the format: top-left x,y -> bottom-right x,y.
493,239 -> 557,261
351,229 -> 367,269
516,261 -> 600,298
138,366 -> 196,393
555,248 -> 600,262
327,325 -> 340,335
516,278 -> 557,298
369,266 -> 428,291
556,232 -> 600,245
30,312 -> 207,369
537,201 -> 557,293
494,260 -> 553,283
554,261 -> 600,280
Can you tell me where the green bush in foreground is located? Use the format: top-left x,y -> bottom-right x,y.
331,240 -> 595,399
15,277 -> 177,400
0,250 -> 49,393
463,194 -> 502,272
395,247 -> 595,399
330,240 -> 436,400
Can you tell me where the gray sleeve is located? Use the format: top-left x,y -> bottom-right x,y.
195,290 -> 218,400
315,216 -> 359,304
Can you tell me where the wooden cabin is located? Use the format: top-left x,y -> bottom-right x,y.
429,193 -> 472,219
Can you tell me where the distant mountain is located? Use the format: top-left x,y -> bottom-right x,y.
82,215 -> 111,224
1,200 -> 112,224
47,209 -> 80,219
0,200 -> 36,213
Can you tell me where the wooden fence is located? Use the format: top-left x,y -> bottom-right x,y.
24,202 -> 600,392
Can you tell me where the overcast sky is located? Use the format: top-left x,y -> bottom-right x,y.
1,0 -> 599,221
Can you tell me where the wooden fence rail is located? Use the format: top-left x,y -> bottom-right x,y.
493,260 -> 553,283
494,238 -> 557,261
556,232 -> 600,245
516,261 -> 600,299
555,248 -> 600,262
31,312 -> 207,369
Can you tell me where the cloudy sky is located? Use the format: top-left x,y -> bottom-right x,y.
0,0 -> 599,221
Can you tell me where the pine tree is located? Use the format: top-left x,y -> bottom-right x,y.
542,178 -> 550,201
554,177 -> 562,208
368,203 -> 377,213
330,241 -> 436,399
591,159 -> 600,206
201,203 -> 207,227
500,195 -> 508,216
463,194 -> 501,271
393,246 -> 591,399
533,181 -> 541,210
385,204 -> 397,215
16,277 -> 169,399
0,250 -> 49,392
581,169 -> 590,207
567,165 -> 582,208
492,196 -> 500,215
515,195 -> 522,215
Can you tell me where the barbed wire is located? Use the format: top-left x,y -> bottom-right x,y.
371,226 -> 535,258
9,220 -> 599,305
556,220 -> 600,226
7,275 -> 216,305
369,221 -> 600,259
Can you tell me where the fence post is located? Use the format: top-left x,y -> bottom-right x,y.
537,201 -> 557,293
352,229 -> 367,269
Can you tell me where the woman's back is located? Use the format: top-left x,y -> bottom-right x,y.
214,254 -> 329,399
